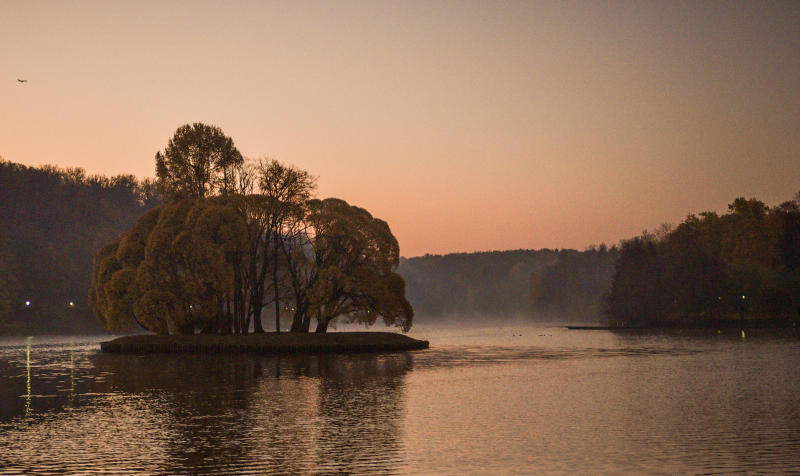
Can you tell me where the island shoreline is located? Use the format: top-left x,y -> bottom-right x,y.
100,331 -> 429,354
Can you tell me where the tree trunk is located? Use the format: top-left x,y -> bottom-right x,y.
233,292 -> 241,335
315,317 -> 330,333
251,246 -> 267,333
222,300 -> 232,334
290,303 -> 309,332
301,312 -> 312,333
243,307 -> 252,334
273,256 -> 281,333
290,308 -> 304,332
252,299 -> 264,333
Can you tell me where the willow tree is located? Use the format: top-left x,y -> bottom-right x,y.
90,198 -> 248,334
155,123 -> 244,200
287,198 -> 413,333
92,124 -> 414,335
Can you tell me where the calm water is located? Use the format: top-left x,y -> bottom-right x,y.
0,326 -> 798,475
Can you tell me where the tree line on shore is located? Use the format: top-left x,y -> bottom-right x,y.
89,123 -> 412,335
3,128 -> 796,333
606,194 -> 800,326
0,159 -> 159,331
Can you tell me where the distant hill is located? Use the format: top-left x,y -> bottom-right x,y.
0,160 -> 160,333
397,246 -> 619,324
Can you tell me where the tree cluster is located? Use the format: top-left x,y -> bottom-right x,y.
0,159 -> 160,331
606,194 -> 800,326
90,123 -> 412,335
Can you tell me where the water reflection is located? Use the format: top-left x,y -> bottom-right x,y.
0,347 -> 413,474
84,352 -> 413,474
25,337 -> 31,418
0,338 -> 96,423
2,330 -> 798,474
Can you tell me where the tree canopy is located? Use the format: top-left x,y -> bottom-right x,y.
606,193 -> 800,326
90,124 -> 413,335
0,159 -> 160,332
155,123 -> 244,200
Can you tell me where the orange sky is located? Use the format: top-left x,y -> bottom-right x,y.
2,1 -> 799,257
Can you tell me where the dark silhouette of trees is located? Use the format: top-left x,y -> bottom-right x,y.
255,159 -> 316,333
0,158 -> 160,332
90,198 -> 249,334
89,194 -> 413,335
155,123 -> 244,200
302,198 -> 412,333
0,250 -> 17,319
606,194 -> 800,327
90,124 -> 412,335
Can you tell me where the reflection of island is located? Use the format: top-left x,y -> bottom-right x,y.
89,352 -> 413,474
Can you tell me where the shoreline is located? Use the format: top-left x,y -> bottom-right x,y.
100,331 -> 429,354
566,324 -> 799,334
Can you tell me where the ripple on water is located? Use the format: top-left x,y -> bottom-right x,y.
0,331 -> 798,474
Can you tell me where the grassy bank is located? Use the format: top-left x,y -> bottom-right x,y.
100,331 -> 429,354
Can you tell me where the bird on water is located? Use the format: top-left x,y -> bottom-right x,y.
17,79 -> 27,83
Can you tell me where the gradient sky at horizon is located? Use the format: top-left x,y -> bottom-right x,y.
2,0 -> 799,257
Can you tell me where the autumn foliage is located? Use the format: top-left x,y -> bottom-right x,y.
606,195 -> 800,326
89,124 -> 413,335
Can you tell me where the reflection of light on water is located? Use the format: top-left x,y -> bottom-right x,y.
69,338 -> 75,404
2,394 -> 174,473
25,336 -> 32,418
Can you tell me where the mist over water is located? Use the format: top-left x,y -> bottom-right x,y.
1,325 -> 798,474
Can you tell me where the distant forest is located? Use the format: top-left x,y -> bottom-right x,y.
0,160 -> 160,332
398,246 -> 618,323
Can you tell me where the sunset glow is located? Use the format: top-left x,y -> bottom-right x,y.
3,0 -> 798,256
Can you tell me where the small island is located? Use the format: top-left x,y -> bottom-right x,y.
87,124 -> 421,348
101,332 -> 429,354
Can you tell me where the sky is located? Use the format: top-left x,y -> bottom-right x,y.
2,0 -> 799,257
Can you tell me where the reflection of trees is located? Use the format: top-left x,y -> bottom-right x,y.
314,353 -> 410,473
89,351 -> 412,473
91,353 -> 261,472
243,353 -> 413,473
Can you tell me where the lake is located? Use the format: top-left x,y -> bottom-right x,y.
1,325 -> 798,474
